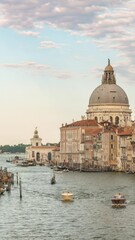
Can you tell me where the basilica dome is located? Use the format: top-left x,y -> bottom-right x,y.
89,84 -> 129,106
86,59 -> 131,126
89,59 -> 129,106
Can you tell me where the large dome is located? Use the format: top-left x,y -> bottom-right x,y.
86,59 -> 132,127
89,59 -> 129,106
89,84 -> 129,106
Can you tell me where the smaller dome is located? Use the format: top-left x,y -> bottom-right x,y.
105,64 -> 113,71
105,58 -> 113,71
34,129 -> 38,134
33,127 -> 39,138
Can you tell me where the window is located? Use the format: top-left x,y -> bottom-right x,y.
95,116 -> 98,122
67,131 -> 72,139
32,151 -> 35,157
115,116 -> 119,125
36,142 -> 38,146
48,152 -> 52,161
111,144 -> 113,149
110,116 -> 113,123
111,154 -> 113,160
122,148 -> 126,154
111,134 -> 113,140
98,134 -> 101,140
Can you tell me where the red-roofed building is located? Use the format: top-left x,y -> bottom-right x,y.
60,119 -> 103,170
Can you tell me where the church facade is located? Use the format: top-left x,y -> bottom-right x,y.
59,60 -> 135,172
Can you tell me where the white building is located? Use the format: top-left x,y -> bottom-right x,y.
26,128 -> 57,165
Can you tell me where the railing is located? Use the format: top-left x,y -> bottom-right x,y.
121,156 -> 127,160
120,144 -> 126,148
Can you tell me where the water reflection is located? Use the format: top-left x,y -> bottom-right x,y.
0,154 -> 135,240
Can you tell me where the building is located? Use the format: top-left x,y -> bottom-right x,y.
26,128 -> 57,165
117,126 -> 133,172
86,59 -> 132,126
60,119 -> 102,170
60,60 -> 135,172
101,122 -> 118,171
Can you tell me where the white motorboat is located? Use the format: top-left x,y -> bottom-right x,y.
61,192 -> 74,202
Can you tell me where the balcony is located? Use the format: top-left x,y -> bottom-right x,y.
121,156 -> 127,161
120,144 -> 126,148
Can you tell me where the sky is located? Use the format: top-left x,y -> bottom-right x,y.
1,0 -> 135,145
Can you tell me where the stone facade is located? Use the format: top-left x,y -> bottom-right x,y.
26,128 -> 57,165
60,120 -> 135,172
59,60 -> 135,172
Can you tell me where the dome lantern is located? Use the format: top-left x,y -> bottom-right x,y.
102,59 -> 116,84
33,127 -> 39,138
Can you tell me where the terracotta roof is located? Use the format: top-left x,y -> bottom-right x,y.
61,119 -> 98,128
84,127 -> 102,136
118,126 -> 133,136
118,131 -> 132,136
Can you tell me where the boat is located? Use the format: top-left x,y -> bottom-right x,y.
51,174 -> 56,184
63,168 -> 69,172
6,159 -> 11,163
20,161 -> 29,167
111,193 -> 127,208
61,192 -> 74,202
4,182 -> 11,191
0,187 -> 6,195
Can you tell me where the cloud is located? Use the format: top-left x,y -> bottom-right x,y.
0,61 -> 49,70
56,72 -> 71,79
40,40 -> 59,49
0,61 -> 72,79
1,0 -> 135,80
18,30 -> 40,37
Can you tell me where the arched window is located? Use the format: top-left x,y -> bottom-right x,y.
95,116 -> 98,122
110,116 -> 113,123
48,152 -> 52,161
115,116 -> 119,125
36,152 -> 40,161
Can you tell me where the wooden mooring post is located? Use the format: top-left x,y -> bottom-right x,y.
19,177 -> 22,199
16,172 -> 18,185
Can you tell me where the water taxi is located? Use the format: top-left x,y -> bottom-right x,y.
61,192 -> 74,202
111,193 -> 126,208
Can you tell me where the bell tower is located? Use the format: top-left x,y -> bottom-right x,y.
30,127 -> 42,147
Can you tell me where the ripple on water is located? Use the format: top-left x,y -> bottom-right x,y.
1,156 -> 135,239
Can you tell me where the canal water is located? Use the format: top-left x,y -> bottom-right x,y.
0,154 -> 135,240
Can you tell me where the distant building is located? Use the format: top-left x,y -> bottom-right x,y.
25,128 -> 57,165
